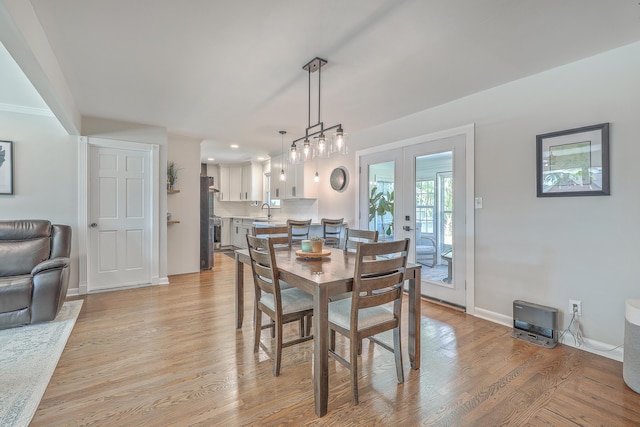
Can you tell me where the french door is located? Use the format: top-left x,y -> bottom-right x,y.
358,126 -> 474,310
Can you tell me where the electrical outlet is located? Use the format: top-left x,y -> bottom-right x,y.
570,299 -> 582,316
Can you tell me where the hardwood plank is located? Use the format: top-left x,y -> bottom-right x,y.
30,252 -> 640,425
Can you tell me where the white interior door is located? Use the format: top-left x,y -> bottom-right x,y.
88,144 -> 152,292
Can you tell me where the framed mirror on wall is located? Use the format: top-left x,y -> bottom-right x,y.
330,166 -> 348,192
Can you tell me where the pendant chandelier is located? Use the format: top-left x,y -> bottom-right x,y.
289,57 -> 347,165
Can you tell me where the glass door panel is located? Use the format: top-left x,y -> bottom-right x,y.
368,161 -> 395,242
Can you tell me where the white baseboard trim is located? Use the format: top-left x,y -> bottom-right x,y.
473,307 -> 512,328
472,306 -> 623,362
87,282 -> 161,294
66,288 -> 80,297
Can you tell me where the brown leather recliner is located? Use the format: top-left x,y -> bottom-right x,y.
0,220 -> 71,329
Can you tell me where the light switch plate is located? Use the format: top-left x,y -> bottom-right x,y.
474,197 -> 483,209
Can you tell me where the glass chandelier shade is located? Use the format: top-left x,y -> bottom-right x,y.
331,127 -> 348,155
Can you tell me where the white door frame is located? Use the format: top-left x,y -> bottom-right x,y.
355,124 -> 475,314
77,136 -> 161,294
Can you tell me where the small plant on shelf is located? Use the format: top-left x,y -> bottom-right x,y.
167,161 -> 180,190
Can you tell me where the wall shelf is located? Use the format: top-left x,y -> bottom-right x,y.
167,189 -> 180,194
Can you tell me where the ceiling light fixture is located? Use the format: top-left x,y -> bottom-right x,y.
279,130 -> 286,181
289,57 -> 347,164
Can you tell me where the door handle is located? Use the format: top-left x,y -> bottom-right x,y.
90,222 -> 98,228
402,225 -> 413,231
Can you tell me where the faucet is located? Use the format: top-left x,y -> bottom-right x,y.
260,202 -> 272,220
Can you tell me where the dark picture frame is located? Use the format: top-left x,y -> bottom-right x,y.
0,140 -> 14,195
536,123 -> 609,197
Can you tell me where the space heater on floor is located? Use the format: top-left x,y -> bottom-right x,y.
511,300 -> 558,348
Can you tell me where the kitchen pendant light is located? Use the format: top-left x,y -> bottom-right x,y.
279,130 -> 286,181
314,155 -> 320,183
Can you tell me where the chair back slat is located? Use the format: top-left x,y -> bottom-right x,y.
252,225 -> 290,248
343,228 -> 378,252
359,271 -> 405,294
358,285 -> 402,309
360,257 -> 406,275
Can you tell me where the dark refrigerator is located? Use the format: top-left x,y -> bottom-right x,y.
200,176 -> 219,270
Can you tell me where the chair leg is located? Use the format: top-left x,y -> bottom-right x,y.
298,318 -> 304,337
393,327 -> 404,384
351,335 -> 359,405
254,308 -> 262,353
274,320 -> 283,377
329,329 -> 336,351
271,319 -> 276,338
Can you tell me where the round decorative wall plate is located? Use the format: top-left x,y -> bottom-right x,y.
330,167 -> 348,192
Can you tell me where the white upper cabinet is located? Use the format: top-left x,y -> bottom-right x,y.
219,163 -> 263,202
219,166 -> 242,201
269,154 -> 285,200
285,161 -> 304,199
269,154 -> 315,200
241,162 -> 263,201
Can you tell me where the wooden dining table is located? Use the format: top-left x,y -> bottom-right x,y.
234,247 -> 421,417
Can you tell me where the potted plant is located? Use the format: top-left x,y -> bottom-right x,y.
369,186 -> 394,238
167,161 -> 180,190
310,236 -> 324,253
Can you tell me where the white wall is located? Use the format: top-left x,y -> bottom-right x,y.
313,153 -> 358,227
0,110 -> 79,289
343,41 -> 640,348
167,133 -> 201,275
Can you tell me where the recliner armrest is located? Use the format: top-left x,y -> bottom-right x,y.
31,257 -> 70,276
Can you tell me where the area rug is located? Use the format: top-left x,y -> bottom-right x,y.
0,300 -> 83,427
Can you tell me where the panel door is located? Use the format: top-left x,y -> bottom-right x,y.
88,145 -> 151,291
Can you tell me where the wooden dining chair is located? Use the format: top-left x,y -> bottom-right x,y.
246,234 -> 314,377
287,219 -> 311,246
343,228 -> 379,252
327,238 -> 409,404
321,218 -> 344,248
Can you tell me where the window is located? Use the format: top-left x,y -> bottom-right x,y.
416,179 -> 435,234
264,173 -> 280,207
437,172 -> 453,248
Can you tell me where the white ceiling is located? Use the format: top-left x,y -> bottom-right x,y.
3,1 -> 640,164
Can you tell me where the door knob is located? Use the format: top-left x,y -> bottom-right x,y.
402,225 -> 413,231
90,222 -> 98,228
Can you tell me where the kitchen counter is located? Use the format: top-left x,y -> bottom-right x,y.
220,216 -> 327,226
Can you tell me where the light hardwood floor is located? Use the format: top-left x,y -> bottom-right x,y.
33,252 -> 640,426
